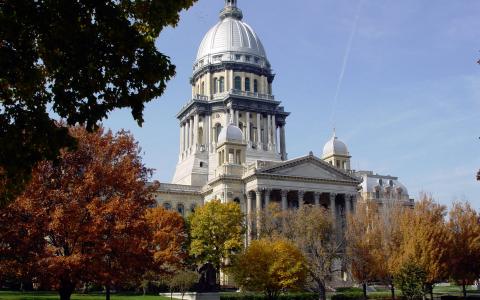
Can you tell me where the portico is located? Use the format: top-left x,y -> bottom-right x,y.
241,153 -> 359,241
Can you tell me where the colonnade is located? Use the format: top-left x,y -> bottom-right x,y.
179,110 -> 287,160
245,189 -> 357,242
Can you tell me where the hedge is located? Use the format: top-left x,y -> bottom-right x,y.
220,292 -> 319,300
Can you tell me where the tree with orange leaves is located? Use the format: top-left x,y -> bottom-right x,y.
0,127 -> 156,300
146,207 -> 188,271
394,195 -> 449,300
346,200 -> 380,300
446,202 -> 480,298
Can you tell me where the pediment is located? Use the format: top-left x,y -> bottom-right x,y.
258,155 -> 357,182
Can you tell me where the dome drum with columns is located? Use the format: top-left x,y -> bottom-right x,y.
155,0 -> 413,285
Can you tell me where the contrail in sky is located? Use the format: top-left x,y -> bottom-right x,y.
330,0 -> 365,129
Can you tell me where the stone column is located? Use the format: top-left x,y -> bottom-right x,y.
351,194 -> 357,213
246,112 -> 251,147
193,114 -> 199,151
272,115 -> 277,152
206,114 -> 211,151
247,192 -> 253,244
256,190 -> 262,238
235,110 -> 239,127
256,113 -> 261,149
280,124 -> 287,160
298,191 -> 305,210
267,115 -> 272,149
192,117 -> 195,149
330,193 -> 336,220
186,120 -> 190,152
344,194 -> 350,222
314,192 -> 321,207
179,124 -> 183,153
281,190 -> 288,210
264,189 -> 271,209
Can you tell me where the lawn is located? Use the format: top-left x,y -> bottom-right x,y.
0,292 -> 170,300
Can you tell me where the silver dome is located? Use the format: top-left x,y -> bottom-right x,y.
194,1 -> 269,71
218,123 -> 244,144
322,132 -> 349,157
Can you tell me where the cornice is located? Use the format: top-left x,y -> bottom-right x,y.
192,62 -> 275,84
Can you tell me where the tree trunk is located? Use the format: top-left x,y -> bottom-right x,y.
363,283 -> 368,300
390,283 -> 395,300
462,283 -> 467,299
59,280 -> 75,300
105,284 -> 111,300
318,281 -> 327,300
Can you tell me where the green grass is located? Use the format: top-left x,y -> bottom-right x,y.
433,285 -> 478,294
0,291 -> 171,300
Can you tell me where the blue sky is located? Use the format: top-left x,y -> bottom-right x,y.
103,0 -> 480,209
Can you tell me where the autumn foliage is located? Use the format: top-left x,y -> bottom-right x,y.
0,127 -> 185,300
446,202 -> 480,297
189,200 -> 245,276
229,238 -> 307,300
146,206 -> 188,272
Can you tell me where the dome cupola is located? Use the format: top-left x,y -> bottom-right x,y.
323,131 -> 349,158
193,0 -> 270,74
218,122 -> 244,144
322,130 -> 351,170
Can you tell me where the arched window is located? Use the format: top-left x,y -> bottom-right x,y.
234,76 -> 241,90
190,204 -> 196,213
163,202 -> 172,210
213,78 -> 218,94
177,203 -> 185,216
215,123 -> 223,142
219,77 -> 225,93
234,198 -> 241,205
254,79 -> 258,93
201,82 -> 205,95
375,190 -> 380,199
245,78 -> 250,91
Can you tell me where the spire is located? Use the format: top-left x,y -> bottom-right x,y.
332,128 -> 337,140
220,0 -> 243,20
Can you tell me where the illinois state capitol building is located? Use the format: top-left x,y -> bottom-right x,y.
154,0 -> 413,237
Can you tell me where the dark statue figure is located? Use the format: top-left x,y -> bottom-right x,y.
197,263 -> 218,292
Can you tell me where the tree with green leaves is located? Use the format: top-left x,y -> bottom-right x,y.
189,200 -> 245,281
0,0 -> 197,206
394,262 -> 426,300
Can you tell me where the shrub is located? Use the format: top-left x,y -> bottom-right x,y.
331,292 -> 364,300
220,292 -> 318,300
336,288 -> 363,293
394,262 -> 426,300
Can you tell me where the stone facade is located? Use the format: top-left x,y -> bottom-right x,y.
154,0 -> 411,249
